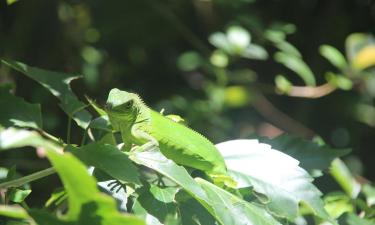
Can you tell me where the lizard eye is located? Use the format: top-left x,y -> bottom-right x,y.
124,100 -> 133,109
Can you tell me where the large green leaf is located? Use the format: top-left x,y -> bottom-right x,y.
0,87 -> 42,129
258,134 -> 350,177
128,148 -> 210,208
45,147 -> 145,225
129,148 -> 280,225
2,59 -> 92,129
70,143 -> 141,186
196,178 -> 281,225
274,52 -> 316,86
216,140 -> 334,223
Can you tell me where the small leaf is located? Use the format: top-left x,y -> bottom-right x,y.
320,45 -> 348,70
226,26 -> 251,51
242,44 -> 268,60
351,45 -> 375,70
324,192 -> 354,219
330,159 -> 361,198
45,187 -> 67,207
210,50 -> 229,68
70,143 -> 141,186
0,87 -> 42,129
6,0 -> 18,5
216,139 -> 334,223
325,72 -> 353,90
2,59 -> 92,129
8,188 -> 32,203
196,178 -> 281,225
177,51 -> 202,71
275,74 -> 292,93
224,86 -> 249,107
209,32 -> 231,53
274,52 -> 316,86
345,33 -> 375,63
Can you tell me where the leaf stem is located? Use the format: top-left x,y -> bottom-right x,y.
0,168 -> 56,189
67,117 -> 72,145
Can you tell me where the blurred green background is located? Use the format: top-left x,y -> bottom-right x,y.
0,0 -> 374,204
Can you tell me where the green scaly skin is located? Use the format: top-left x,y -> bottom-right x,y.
105,88 -> 235,186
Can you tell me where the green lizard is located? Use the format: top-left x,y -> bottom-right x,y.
105,88 -> 235,187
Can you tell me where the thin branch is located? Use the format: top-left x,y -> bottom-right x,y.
286,83 -> 337,98
252,90 -> 315,139
0,168 -> 56,189
146,0 -> 211,55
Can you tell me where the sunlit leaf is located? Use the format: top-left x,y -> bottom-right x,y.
196,178 -> 281,225
6,0 -> 18,5
2,59 -> 92,129
130,147 -> 283,225
275,74 -> 292,93
345,33 -> 375,63
8,188 -> 32,203
324,192 -> 354,219
274,52 -> 316,86
224,86 -> 249,107
0,127 -> 59,151
227,26 -> 251,50
210,50 -> 229,68
351,46 -> 375,70
259,134 -> 350,176
0,87 -> 42,129
216,139 -> 334,223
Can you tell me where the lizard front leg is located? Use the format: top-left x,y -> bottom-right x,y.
130,126 -> 159,152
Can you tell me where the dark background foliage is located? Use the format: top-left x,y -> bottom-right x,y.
0,0 -> 374,206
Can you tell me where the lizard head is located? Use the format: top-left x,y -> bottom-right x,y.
105,88 -> 140,131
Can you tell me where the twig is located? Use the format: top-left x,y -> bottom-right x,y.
146,0 -> 211,55
286,83 -> 337,98
0,168 -> 56,189
252,90 -> 315,139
